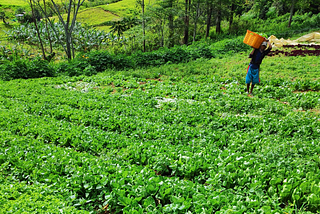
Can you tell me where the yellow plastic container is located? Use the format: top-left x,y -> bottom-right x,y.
243,30 -> 265,49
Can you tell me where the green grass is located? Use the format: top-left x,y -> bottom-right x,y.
0,0 -> 28,7
77,7 -> 120,31
98,0 -> 151,17
123,52 -> 320,82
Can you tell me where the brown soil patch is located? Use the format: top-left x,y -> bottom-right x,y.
293,89 -> 315,93
310,109 -> 320,115
98,7 -> 120,17
280,101 -> 290,105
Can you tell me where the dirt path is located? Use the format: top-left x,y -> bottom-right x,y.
97,7 -> 120,17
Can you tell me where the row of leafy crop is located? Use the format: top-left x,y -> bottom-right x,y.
0,174 -> 87,214
1,78 -> 320,213
0,72 -> 318,122
0,104 -> 319,212
1,85 -> 318,212
1,74 -> 319,121
2,129 -> 320,213
1,77 -> 319,157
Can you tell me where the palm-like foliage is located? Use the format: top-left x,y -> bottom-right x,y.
110,20 -> 127,39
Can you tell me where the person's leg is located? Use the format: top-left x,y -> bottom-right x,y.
250,84 -> 255,93
247,84 -> 250,93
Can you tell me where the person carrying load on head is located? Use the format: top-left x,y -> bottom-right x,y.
246,39 -> 272,96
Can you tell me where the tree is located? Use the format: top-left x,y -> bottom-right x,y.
0,11 -> 8,24
147,5 -> 167,47
110,20 -> 127,39
190,0 -> 205,42
43,0 -> 53,54
183,0 -> 191,44
205,0 -> 213,38
136,0 -> 146,51
29,0 -> 47,60
288,0 -> 296,27
160,0 -> 177,47
252,0 -> 273,19
142,0 -> 146,51
36,0 -> 85,60
214,0 -> 224,34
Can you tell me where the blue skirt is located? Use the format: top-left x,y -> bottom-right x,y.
246,64 -> 260,84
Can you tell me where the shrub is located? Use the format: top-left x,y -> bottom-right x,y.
162,46 -> 189,63
28,59 -> 55,78
56,59 -> 90,77
83,51 -> 114,72
131,51 -> 165,67
0,58 -> 54,81
85,51 -> 134,71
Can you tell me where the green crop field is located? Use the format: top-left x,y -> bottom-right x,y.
78,7 -> 120,25
0,0 -> 28,7
98,0 -> 151,18
77,7 -> 120,31
0,50 -> 319,213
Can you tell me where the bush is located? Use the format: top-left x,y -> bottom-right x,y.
162,46 -> 189,63
28,59 -> 55,78
0,36 -> 248,80
131,51 -> 165,67
0,58 -> 54,81
85,51 -> 134,71
211,36 -> 251,55
56,59 -> 90,77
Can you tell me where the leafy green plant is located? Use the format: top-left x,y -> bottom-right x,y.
0,34 -> 319,214
0,58 -> 54,80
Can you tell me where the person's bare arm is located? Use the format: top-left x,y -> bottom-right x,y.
268,40 -> 272,49
249,48 -> 255,58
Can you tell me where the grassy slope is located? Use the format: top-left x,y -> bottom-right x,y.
0,0 -> 137,33
0,0 -> 28,7
76,7 -> 120,32
77,0 -> 155,31
0,0 -> 25,36
98,0 -> 137,17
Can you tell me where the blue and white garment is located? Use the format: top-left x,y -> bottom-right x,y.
246,47 -> 272,84
246,64 -> 260,84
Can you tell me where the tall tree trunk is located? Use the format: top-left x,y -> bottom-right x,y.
43,0 -> 53,53
193,2 -> 200,42
65,0 -> 72,60
215,1 -> 221,34
161,19 -> 165,47
30,0 -> 46,60
183,0 -> 191,45
216,12 -> 221,34
229,3 -> 234,31
168,0 -> 174,48
288,0 -> 296,27
142,0 -> 146,52
50,0 -> 84,60
206,3 -> 212,38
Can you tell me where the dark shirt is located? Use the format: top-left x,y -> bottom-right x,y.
249,47 -> 272,69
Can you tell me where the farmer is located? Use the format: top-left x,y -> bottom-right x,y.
246,40 -> 272,95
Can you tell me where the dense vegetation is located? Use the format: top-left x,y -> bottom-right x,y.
1,0 -> 320,57
1,53 -> 319,213
0,0 -> 320,213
